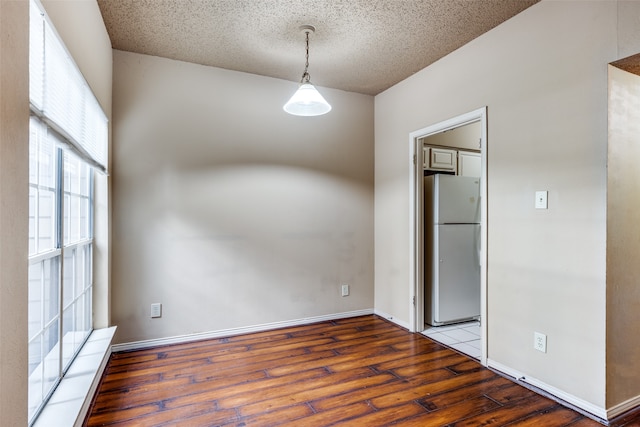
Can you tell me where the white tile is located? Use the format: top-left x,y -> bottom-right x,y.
440,328 -> 479,343
422,327 -> 441,336
450,342 -> 481,359
424,324 -> 461,333
466,339 -> 481,350
423,332 -> 458,346
461,325 -> 481,337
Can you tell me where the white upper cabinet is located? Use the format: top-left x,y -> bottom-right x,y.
423,147 -> 457,172
423,145 -> 481,177
458,151 -> 481,177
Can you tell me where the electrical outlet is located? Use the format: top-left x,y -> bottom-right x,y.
151,303 -> 162,318
535,191 -> 548,209
341,284 -> 350,297
534,332 -> 547,353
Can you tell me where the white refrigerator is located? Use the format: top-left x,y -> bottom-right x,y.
424,174 -> 481,326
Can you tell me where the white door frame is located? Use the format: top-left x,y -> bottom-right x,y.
408,107 -> 488,366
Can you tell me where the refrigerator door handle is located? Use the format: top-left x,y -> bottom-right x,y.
475,224 -> 481,267
475,196 -> 481,266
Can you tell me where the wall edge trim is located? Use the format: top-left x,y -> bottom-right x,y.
607,394 -> 640,420
373,309 -> 410,330
112,309 -> 375,352
487,359 -> 608,422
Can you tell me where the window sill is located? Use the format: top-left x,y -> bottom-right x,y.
33,326 -> 116,427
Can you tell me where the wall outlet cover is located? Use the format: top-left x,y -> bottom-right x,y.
341,284 -> 350,297
534,331 -> 547,353
535,191 -> 548,209
151,303 -> 162,318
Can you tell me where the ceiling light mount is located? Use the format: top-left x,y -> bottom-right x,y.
299,24 -> 315,35
283,24 -> 331,116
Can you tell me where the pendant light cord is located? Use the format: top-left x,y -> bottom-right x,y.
301,30 -> 311,83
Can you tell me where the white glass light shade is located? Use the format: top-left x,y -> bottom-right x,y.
283,83 -> 332,116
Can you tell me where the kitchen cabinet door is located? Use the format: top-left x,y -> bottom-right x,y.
428,147 -> 457,172
458,151 -> 481,177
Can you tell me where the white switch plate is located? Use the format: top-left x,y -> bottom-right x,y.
535,191 -> 548,209
341,284 -> 350,297
534,331 -> 547,353
151,303 -> 162,318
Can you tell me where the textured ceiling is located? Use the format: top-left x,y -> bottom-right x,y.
97,0 -> 539,96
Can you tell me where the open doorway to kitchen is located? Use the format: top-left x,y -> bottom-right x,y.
409,107 -> 488,365
607,54 -> 640,408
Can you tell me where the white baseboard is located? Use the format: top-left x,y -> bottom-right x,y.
373,309 -> 410,330
112,309 -> 375,352
487,359 -> 608,423
607,394 -> 640,420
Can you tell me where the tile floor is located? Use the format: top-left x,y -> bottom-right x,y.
422,321 -> 481,359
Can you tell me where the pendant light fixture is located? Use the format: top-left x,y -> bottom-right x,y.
283,25 -> 332,116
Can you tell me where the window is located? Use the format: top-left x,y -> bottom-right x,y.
28,118 -> 62,418
28,0 -> 107,423
61,151 -> 93,370
28,121 -> 95,420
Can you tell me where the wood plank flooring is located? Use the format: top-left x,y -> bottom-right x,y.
85,316 -> 637,426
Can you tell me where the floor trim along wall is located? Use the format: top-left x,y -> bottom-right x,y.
607,394 -> 640,421
373,309 -> 411,330
112,309 -> 375,352
488,359 -> 608,424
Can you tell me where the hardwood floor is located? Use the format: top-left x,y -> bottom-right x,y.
85,316 -> 637,426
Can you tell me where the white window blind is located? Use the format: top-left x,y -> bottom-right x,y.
28,1 -> 102,422
29,2 -> 44,111
29,0 -> 108,172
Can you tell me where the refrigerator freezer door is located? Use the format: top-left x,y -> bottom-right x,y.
426,224 -> 481,325
433,175 -> 480,224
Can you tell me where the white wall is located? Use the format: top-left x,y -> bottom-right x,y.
375,0 -> 618,411
0,3 -> 29,425
111,51 -> 374,343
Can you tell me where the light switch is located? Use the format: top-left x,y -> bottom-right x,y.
535,191 -> 548,209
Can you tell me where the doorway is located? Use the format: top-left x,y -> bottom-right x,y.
409,107 -> 488,366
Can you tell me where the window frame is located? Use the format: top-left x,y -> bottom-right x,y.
28,0 -> 107,422
28,132 -> 95,423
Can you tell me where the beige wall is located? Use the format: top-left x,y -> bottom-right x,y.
618,0 -> 640,60
375,0 -> 618,410
41,0 -> 113,328
607,65 -> 640,407
0,2 -> 29,425
111,51 -> 374,343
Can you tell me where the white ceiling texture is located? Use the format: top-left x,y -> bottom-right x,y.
97,0 -> 540,96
